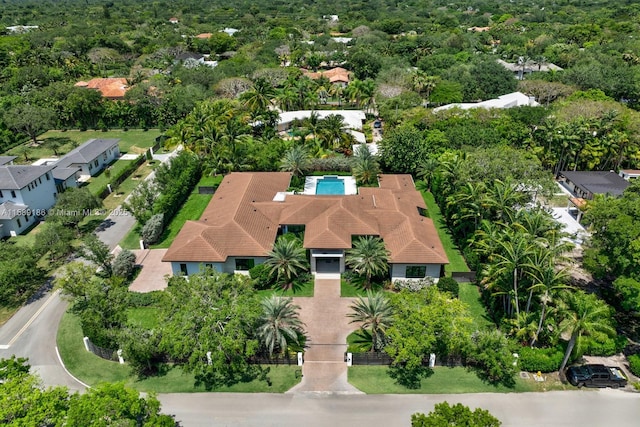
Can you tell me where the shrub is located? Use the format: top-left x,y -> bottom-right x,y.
249,263 -> 275,290
580,334 -> 626,357
628,354 -> 640,377
518,346 -> 564,373
128,291 -> 164,307
437,277 -> 459,297
465,330 -> 516,387
113,249 -> 136,279
141,213 -> 164,244
393,278 -> 434,292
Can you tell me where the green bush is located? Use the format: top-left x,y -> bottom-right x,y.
249,263 -> 275,290
518,346 -> 564,373
628,354 -> 640,377
141,213 -> 164,244
113,249 -> 136,279
437,277 -> 459,297
580,335 -> 627,357
128,290 -> 164,307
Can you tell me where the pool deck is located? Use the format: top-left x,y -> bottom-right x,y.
303,176 -> 358,195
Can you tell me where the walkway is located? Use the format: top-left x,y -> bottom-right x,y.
128,249 -> 171,292
288,275 -> 363,394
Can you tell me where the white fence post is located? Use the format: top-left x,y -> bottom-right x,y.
117,349 -> 125,364
206,351 -> 213,366
297,352 -> 303,366
83,337 -> 91,352
346,352 -> 352,367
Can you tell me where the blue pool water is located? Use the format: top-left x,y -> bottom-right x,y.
316,176 -> 345,195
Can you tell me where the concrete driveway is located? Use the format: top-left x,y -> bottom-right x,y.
129,249 -> 171,292
288,275 -> 362,394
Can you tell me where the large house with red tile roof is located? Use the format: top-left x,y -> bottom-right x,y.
302,67 -> 351,87
75,78 -> 129,99
162,172 -> 448,281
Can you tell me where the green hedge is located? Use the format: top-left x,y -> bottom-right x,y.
580,335 -> 627,357
94,155 -> 146,199
628,354 -> 640,377
518,346 -> 564,373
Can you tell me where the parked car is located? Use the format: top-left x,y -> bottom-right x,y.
566,364 -> 627,388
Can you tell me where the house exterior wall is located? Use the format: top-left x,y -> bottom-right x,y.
0,174 -> 57,214
0,213 -> 35,237
77,145 -> 120,178
390,263 -> 442,282
170,256 -> 267,276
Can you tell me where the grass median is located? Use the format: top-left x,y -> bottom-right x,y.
57,311 -> 301,393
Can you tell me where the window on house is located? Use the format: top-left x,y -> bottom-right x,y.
89,163 -> 93,170
0,190 -> 3,197
11,190 -> 16,198
16,218 -> 21,228
103,154 -> 107,160
38,177 -> 41,184
180,263 -> 188,275
406,265 -> 427,279
45,173 -> 50,180
94,160 -> 99,167
235,259 -> 255,271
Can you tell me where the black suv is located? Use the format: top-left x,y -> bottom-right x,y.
566,364 -> 627,388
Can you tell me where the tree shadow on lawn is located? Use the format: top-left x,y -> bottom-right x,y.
388,364 -> 434,389
343,274 -> 385,297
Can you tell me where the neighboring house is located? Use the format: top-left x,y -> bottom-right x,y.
0,164 -> 57,237
560,170 -> 631,222
433,92 -> 539,112
163,172 -> 448,281
195,33 -> 212,39
619,169 -> 640,180
222,28 -> 239,36
0,156 -> 16,166
174,52 -> 218,68
497,59 -> 563,79
302,67 -> 351,87
54,138 -> 120,181
75,78 -> 129,99
278,110 -> 366,132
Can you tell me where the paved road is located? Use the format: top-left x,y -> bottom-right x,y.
159,389 -> 640,427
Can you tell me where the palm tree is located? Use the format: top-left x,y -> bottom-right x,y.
346,236 -> 390,289
526,264 -> 571,347
417,157 -> 439,192
258,295 -> 306,357
411,70 -> 438,106
351,145 -> 380,186
241,78 -> 276,116
280,145 -> 310,178
348,291 -> 394,352
265,237 -> 308,288
558,290 -> 616,373
317,114 -> 353,151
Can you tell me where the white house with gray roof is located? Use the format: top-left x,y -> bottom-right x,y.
54,138 -> 120,181
0,164 -> 57,237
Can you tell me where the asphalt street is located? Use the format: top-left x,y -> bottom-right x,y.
158,389 -> 640,427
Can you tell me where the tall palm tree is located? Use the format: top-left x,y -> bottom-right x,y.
348,291 -> 394,352
558,290 -> 616,373
346,236 -> 390,289
526,264 -> 571,347
258,295 -> 306,357
317,114 -> 353,151
411,70 -> 438,106
280,145 -> 310,178
265,237 -> 308,288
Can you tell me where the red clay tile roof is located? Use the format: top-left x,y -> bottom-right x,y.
302,67 -> 350,84
162,172 -> 448,265
75,78 -> 129,99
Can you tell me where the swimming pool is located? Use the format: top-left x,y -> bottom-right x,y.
315,176 -> 345,195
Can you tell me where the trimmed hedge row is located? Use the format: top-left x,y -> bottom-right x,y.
94,153 -> 146,199
628,354 -> 640,377
518,346 -> 564,373
152,152 -> 201,225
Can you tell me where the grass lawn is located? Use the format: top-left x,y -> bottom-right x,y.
341,279 -> 384,297
458,282 -> 494,330
85,159 -> 138,196
348,366 -> 571,394
127,306 -> 160,329
102,162 -> 155,211
0,305 -> 20,327
149,175 -> 223,249
57,311 -> 301,392
5,130 -> 160,162
257,279 -> 314,297
420,190 -> 470,274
